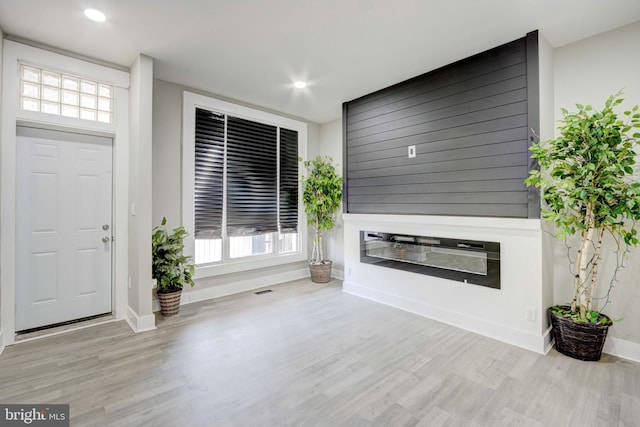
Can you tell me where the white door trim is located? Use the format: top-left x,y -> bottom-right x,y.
1,41 -> 130,346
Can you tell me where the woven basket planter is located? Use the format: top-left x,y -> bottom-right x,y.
157,289 -> 182,317
309,261 -> 332,283
549,306 -> 611,361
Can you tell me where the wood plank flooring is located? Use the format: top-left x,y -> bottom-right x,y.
0,278 -> 638,426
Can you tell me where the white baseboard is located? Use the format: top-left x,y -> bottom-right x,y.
332,269 -> 345,281
343,281 -> 548,354
125,306 -> 156,333
604,336 -> 640,362
152,267 -> 310,311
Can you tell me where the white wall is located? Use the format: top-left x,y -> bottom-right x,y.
127,54 -> 155,332
553,20 -> 640,360
0,28 -> 4,354
318,118 -> 345,278
152,79 -> 320,305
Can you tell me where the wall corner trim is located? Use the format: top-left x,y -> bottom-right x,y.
0,330 -> 4,357
125,307 -> 156,333
526,30 -> 541,218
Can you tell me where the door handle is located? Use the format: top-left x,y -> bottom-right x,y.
102,236 -> 110,243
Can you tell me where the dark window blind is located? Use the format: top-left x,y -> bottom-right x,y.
194,108 -> 225,238
226,116 -> 278,236
279,128 -> 299,233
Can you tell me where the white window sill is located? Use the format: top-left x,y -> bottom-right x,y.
194,251 -> 307,279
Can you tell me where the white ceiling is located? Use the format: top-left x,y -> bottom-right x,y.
1,0 -> 639,124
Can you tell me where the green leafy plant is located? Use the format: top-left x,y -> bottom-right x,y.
301,156 -> 343,264
526,92 -> 640,324
152,217 -> 195,293
551,306 -> 611,326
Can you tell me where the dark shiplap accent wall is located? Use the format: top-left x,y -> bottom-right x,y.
344,32 -> 540,218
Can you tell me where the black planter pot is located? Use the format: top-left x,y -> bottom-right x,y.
549,306 -> 611,361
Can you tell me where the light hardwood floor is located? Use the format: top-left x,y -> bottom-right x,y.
1,278 -> 639,426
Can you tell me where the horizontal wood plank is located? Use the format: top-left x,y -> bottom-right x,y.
348,140 -> 528,171
348,127 -> 527,163
347,203 -> 528,217
349,191 -> 528,205
347,152 -> 528,179
347,166 -> 529,187
348,179 -> 527,195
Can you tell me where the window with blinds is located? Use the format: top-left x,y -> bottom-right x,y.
194,107 -> 299,264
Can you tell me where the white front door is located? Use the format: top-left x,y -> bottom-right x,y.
15,127 -> 113,332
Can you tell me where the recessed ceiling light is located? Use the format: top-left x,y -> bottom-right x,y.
293,81 -> 307,89
84,8 -> 106,22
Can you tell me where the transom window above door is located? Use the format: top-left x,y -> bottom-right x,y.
19,64 -> 114,123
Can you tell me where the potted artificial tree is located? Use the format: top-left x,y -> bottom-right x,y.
526,92 -> 640,361
152,217 -> 195,316
301,156 -> 343,283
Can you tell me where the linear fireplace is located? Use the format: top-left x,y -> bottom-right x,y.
360,231 -> 501,289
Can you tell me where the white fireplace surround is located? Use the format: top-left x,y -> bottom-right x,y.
342,213 -> 553,354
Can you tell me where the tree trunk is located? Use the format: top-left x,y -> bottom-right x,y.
571,228 -> 587,312
576,203 -> 595,318
313,218 -> 323,263
586,228 -> 605,311
311,237 -> 317,263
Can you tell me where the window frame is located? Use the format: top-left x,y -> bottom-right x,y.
19,63 -> 115,124
182,91 -> 308,279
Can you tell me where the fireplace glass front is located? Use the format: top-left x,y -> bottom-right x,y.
360,231 -> 500,289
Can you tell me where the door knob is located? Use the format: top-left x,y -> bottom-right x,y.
102,224 -> 110,230
102,236 -> 110,243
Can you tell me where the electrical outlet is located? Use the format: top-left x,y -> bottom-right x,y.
128,277 -> 132,289
348,267 -> 351,276
526,307 -> 537,322
408,145 -> 416,158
